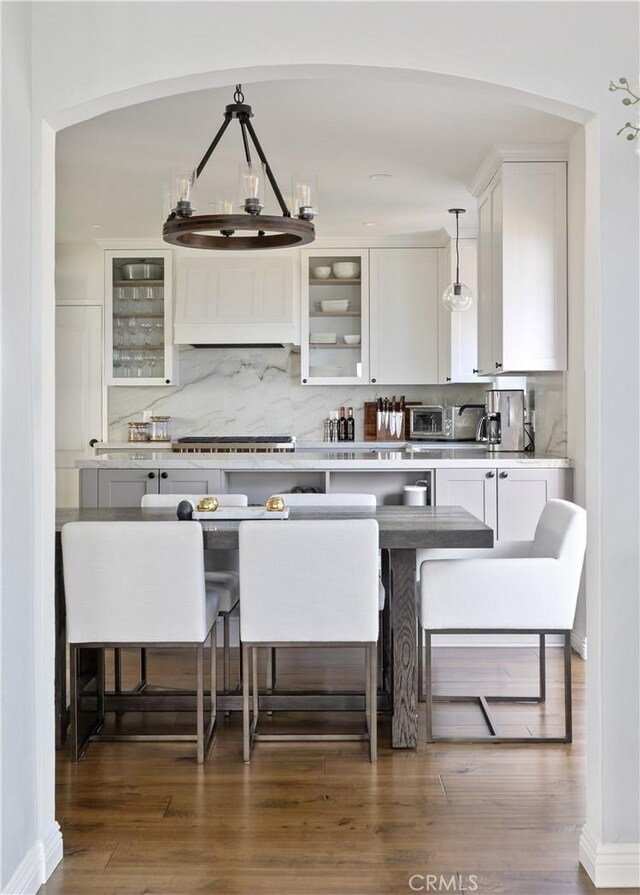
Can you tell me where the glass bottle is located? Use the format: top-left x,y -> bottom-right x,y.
338,406 -> 348,442
346,407 -> 355,442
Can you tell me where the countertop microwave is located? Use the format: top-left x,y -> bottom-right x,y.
408,405 -> 485,441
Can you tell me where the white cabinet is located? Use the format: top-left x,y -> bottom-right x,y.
301,247 -> 445,386
434,467 -> 497,531
92,468 -> 224,507
105,249 -> 176,386
475,161 -> 567,375
437,238 -> 479,383
55,305 -> 104,507
495,467 -> 571,541
434,466 -> 571,541
301,249 -> 369,385
174,252 -> 298,345
369,249 -> 440,385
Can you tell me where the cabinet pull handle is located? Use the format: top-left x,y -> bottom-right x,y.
472,368 -> 479,375
147,472 -> 156,480
486,471 -> 495,479
499,471 -> 508,478
495,362 -> 503,370
160,472 -> 168,479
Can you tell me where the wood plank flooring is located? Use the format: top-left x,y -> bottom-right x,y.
42,646 -> 621,895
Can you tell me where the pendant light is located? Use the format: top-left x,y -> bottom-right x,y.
163,85 -> 316,250
442,208 -> 473,312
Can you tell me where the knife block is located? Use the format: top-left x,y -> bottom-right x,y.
363,402 -> 420,441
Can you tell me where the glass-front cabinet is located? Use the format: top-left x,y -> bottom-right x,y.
104,249 -> 176,386
301,249 -> 369,385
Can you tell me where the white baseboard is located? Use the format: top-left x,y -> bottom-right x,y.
580,826 -> 640,888
571,630 -> 588,659
2,824 -> 62,895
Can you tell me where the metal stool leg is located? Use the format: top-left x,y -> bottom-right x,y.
196,645 -> 204,764
564,632 -> 573,743
539,633 -> 546,702
242,643 -> 251,763
369,643 -> 377,763
223,614 -> 230,693
425,632 -> 434,742
418,626 -> 425,703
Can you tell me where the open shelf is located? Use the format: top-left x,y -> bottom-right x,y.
309,311 -> 361,317
309,278 -> 361,285
310,343 -> 361,350
113,279 -> 164,287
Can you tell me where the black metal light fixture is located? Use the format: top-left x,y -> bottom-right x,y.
442,208 -> 473,312
163,85 -> 316,250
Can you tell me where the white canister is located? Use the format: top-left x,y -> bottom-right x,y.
403,484 -> 427,506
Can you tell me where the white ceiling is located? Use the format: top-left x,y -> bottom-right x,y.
56,77 -> 578,243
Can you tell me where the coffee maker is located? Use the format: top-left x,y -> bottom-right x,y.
476,389 -> 525,452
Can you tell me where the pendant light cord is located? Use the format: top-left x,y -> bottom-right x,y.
455,210 -> 460,285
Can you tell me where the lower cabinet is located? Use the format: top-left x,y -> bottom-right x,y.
86,469 -> 224,507
434,466 -> 572,541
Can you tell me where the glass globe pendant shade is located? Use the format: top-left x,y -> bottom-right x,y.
442,281 -> 473,312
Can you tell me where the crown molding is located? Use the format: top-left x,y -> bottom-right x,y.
469,143 -> 570,198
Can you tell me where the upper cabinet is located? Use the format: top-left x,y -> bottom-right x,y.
301,247 -> 450,386
104,249 -> 176,386
437,238 -> 479,383
301,249 -> 369,384
473,157 -> 567,375
370,249 -> 441,386
174,252 -> 299,345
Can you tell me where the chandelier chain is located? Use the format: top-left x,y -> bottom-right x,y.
234,84 -> 245,104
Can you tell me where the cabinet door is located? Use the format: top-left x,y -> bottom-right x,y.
105,250 -> 175,386
476,188 -> 494,375
369,249 -> 438,385
438,240 -> 478,383
301,249 -> 369,385
501,162 -> 567,372
434,468 -> 497,530
158,469 -> 223,496
496,468 -> 571,541
175,253 -> 298,345
55,305 -> 104,507
97,469 -> 159,507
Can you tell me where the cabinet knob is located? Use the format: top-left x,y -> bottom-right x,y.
371,378 -> 377,383
165,379 -> 171,384
446,377 -> 451,382
89,438 -> 99,447
302,378 -> 308,384
160,472 -> 168,479
499,471 -> 508,479
486,471 -> 495,479
495,362 -> 503,370
147,472 -> 156,480
472,368 -> 479,375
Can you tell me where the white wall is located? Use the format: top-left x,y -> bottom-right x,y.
0,4 -> 62,892
4,1 -> 638,889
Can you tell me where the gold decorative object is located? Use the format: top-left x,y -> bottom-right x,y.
197,496 -> 219,512
266,495 -> 285,512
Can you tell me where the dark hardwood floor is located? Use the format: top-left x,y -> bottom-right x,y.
42,645 -> 622,895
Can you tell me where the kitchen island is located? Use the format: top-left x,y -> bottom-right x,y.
77,451 -> 573,543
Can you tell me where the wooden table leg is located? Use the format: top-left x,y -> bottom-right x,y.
390,548 -> 418,748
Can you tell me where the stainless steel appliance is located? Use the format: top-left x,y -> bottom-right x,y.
172,436 -> 296,453
476,390 -> 525,452
408,405 -> 485,441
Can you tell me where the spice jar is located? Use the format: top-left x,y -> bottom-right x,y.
149,416 -> 171,442
128,421 -> 150,442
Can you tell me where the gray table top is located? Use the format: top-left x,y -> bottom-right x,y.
55,505 -> 493,550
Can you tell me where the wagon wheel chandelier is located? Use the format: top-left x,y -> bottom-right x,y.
163,85 -> 316,250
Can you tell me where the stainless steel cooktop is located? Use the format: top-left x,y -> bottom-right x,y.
171,436 -> 296,453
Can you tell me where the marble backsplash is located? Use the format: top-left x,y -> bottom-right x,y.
107,347 -> 567,453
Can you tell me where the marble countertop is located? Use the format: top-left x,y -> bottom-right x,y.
78,450 -> 573,470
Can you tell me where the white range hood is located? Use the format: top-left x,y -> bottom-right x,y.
174,253 -> 300,346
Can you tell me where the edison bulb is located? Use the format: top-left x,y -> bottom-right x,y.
442,282 -> 473,312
